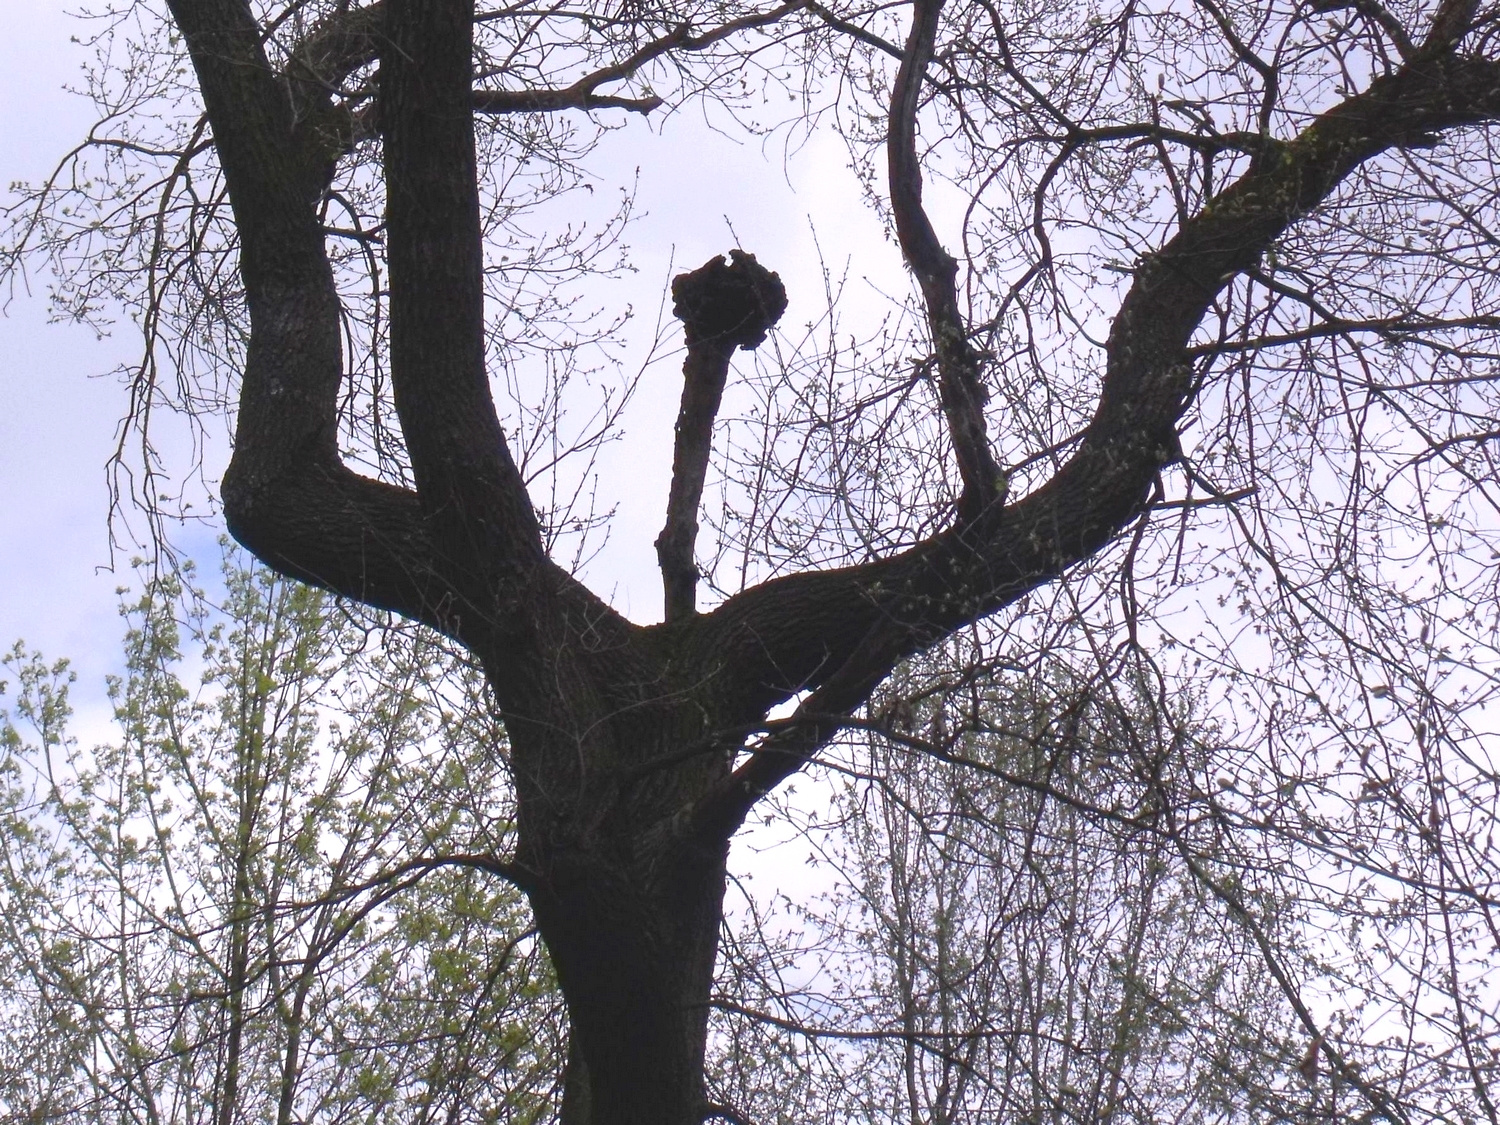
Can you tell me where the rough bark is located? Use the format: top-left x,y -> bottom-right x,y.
157,0 -> 1500,1117
526,822 -> 730,1122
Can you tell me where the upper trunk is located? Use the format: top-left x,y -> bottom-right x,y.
506,696 -> 736,1125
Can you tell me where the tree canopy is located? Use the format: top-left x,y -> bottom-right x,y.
5,0 -> 1500,1119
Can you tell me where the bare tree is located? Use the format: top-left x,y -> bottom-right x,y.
7,0 -> 1500,1119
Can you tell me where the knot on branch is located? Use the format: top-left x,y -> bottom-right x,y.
671,250 -> 787,350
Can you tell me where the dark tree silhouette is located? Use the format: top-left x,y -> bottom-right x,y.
11,0 -> 1500,1118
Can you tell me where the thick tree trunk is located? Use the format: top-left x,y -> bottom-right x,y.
528,835 -> 729,1125
498,657 -> 735,1125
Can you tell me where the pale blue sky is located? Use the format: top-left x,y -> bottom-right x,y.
1,6 -> 142,715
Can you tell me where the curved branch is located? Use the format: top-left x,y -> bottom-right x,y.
889,0 -> 1002,522
170,0 -> 648,676
1422,0 -> 1479,53
680,50 -> 1500,836
167,0 -> 458,631
288,0 -> 385,100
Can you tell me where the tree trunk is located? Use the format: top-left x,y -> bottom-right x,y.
527,832 -> 729,1125
498,662 -> 735,1125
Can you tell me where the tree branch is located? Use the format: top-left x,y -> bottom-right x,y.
676,50 -> 1500,831
166,0 -> 462,631
656,252 -> 786,622
1310,0 -> 1417,61
287,0 -> 385,102
382,0 -> 550,624
473,88 -> 665,114
475,0 -> 808,113
1186,313 -> 1500,356
1422,0 -> 1479,53
287,0 -> 808,133
888,0 -> 1003,523
806,0 -> 904,59
687,619 -> 915,842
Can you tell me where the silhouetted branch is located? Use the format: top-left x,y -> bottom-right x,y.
657,252 -> 786,621
289,0 -> 808,130
888,0 -> 1003,523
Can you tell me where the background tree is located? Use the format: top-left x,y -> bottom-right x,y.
710,649 -> 1335,1124
0,552 -> 560,1124
6,0 -> 1500,1119
9,566 -> 1499,1125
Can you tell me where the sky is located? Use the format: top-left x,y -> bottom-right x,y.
0,7 -> 905,718
1,6 -> 143,716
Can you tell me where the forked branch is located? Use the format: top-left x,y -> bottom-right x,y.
681,48 -> 1500,836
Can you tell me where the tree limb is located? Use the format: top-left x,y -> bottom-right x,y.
171,0 -> 636,661
1422,0 -> 1479,53
888,0 -> 1003,523
473,88 -> 664,114
287,0 -> 808,135
806,0 -> 904,59
382,0 -> 549,626
657,252 -> 786,622
677,50 -> 1500,833
166,0 -> 461,632
1186,314 -> 1500,356
287,0 -> 385,102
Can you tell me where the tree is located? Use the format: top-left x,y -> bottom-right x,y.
704,657 -> 1285,1124
0,551 -> 562,1124
7,0 -> 1500,1119
711,648 -> 1351,1125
